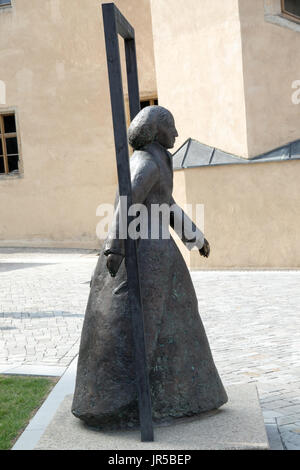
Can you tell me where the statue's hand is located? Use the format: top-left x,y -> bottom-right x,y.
199,238 -> 210,258
106,253 -> 124,277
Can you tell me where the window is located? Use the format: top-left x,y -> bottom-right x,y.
140,97 -> 158,109
265,0 -> 300,32
281,0 -> 300,22
0,0 -> 11,7
0,113 -> 20,175
125,95 -> 158,128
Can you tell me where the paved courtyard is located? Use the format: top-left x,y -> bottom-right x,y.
0,248 -> 299,450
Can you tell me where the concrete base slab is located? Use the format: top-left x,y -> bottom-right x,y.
35,384 -> 269,450
1,365 -> 66,377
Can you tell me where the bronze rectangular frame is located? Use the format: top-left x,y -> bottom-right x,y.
102,2 -> 154,443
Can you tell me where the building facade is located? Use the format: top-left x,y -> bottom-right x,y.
0,0 -> 157,248
0,0 -> 299,268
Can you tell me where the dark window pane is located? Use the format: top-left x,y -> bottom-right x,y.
0,157 -> 4,174
154,99 -> 158,105
0,0 -> 11,5
140,100 -> 150,109
0,139 -> 2,155
8,155 -> 19,173
6,137 -> 18,155
4,115 -> 16,134
283,0 -> 300,17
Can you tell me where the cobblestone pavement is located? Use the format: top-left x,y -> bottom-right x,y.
193,271 -> 300,451
0,249 -> 299,450
0,249 -> 95,370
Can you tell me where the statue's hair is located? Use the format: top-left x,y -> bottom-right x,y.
128,105 -> 174,150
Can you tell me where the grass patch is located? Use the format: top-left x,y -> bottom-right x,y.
0,374 -> 58,450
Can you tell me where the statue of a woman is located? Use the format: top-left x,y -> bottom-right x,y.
72,106 -> 228,429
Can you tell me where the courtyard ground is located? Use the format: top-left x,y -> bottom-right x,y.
0,248 -> 299,450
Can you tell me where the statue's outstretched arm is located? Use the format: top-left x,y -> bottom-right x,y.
170,197 -> 210,258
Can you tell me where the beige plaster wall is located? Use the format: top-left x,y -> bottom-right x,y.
173,161 -> 300,269
239,0 -> 300,156
151,0 -> 300,269
0,0 -> 156,248
151,0 -> 300,160
150,0 -> 248,157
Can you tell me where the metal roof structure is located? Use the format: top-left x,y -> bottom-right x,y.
172,138 -> 300,170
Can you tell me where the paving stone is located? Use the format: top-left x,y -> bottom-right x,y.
261,399 -> 295,409
3,365 -> 66,377
265,424 -> 284,450
263,410 -> 284,420
279,429 -> 300,449
279,405 -> 300,415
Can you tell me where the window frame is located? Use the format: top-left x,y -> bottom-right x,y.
0,112 -> 20,176
125,94 -> 158,128
140,96 -> 158,107
281,0 -> 300,23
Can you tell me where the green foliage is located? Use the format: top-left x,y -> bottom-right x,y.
0,375 -> 56,450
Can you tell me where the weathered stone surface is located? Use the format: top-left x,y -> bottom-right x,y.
36,384 -> 269,450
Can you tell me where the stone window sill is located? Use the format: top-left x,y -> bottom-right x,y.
0,4 -> 12,12
265,12 -> 300,32
0,171 -> 22,180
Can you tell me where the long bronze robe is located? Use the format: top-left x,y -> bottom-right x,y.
72,142 -> 227,428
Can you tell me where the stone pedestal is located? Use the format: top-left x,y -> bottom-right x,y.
34,384 -> 269,450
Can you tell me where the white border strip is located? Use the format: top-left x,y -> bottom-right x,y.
12,356 -> 78,450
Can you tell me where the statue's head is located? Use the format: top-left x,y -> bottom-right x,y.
128,105 -> 178,150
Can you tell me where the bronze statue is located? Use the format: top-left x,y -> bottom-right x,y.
72,106 -> 228,429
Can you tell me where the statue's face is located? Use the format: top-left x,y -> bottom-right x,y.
156,114 -> 178,149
